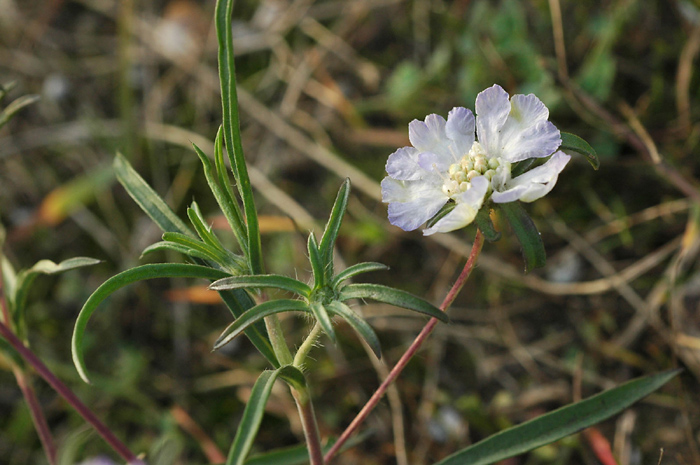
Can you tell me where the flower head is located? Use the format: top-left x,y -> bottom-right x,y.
381,84 -> 571,235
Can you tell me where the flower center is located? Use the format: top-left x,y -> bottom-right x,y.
441,142 -> 506,197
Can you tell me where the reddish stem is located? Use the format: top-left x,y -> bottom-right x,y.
324,230 -> 485,463
14,368 -> 58,465
0,320 -> 142,464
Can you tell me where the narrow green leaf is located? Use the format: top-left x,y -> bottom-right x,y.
560,132 -> 599,170
331,262 -> 389,288
339,284 -> 448,323
326,301 -> 381,358
510,158 -> 536,178
319,179 -> 350,281
1,255 -> 17,312
426,201 -> 456,229
193,140 -> 248,253
72,263 -> 230,383
277,364 -> 307,393
435,369 -> 681,465
216,0 -> 263,275
226,369 -> 284,465
214,300 -> 310,350
13,257 -> 101,338
309,301 -> 336,343
114,152 -> 193,237
210,275 -> 311,297
214,127 -> 248,250
0,94 -> 40,129
307,233 -> 326,289
498,202 -> 546,273
163,232 -> 246,273
141,241 -> 214,262
188,202 -> 226,251
474,207 -> 501,242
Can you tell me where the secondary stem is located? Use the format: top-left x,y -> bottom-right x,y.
294,322 -> 322,368
292,388 -> 324,465
324,230 -> 485,463
14,368 -> 57,465
0,320 -> 142,464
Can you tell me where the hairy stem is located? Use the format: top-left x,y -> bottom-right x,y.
324,230 -> 485,463
294,322 -> 322,368
0,320 -> 142,464
292,387 -> 324,465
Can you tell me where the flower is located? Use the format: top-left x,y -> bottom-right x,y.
381,84 -> 571,235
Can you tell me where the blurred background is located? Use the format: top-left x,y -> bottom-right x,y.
1,0 -> 700,464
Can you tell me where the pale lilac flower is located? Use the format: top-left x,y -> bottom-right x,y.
381,84 -> 571,235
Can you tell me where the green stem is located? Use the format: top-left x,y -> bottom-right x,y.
294,322 -> 322,368
264,315 -> 293,366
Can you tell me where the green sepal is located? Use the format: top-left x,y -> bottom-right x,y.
326,301 -> 381,359
319,179 -> 350,281
339,283 -> 448,323
474,207 -> 501,242
510,158 -> 536,178
214,300 -> 310,351
560,132 -> 599,170
426,201 -> 456,229
435,369 -> 681,465
209,275 -> 312,297
497,202 -> 546,273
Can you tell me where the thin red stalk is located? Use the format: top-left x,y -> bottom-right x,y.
324,230 -> 485,463
0,320 -> 142,464
293,390 -> 324,465
14,368 -> 57,465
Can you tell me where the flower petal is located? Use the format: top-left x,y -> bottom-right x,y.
423,176 -> 488,235
475,84 -> 511,157
386,146 -> 424,181
499,94 -> 561,162
491,151 -> 571,203
445,107 -> 475,155
409,113 -> 447,153
382,177 -> 447,231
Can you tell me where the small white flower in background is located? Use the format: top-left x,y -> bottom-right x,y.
381,84 -> 571,235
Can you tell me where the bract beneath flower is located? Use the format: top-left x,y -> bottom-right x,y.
381,84 -> 571,235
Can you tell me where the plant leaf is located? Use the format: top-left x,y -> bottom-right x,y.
216,0 -> 263,275
319,179 -> 350,281
0,94 -> 40,129
114,152 -> 193,237
193,139 -> 248,254
226,368 -> 290,465
309,301 -> 336,343
210,275 -> 311,297
560,132 -> 599,170
72,263 -> 230,383
326,301 -> 381,358
497,202 -> 546,273
339,283 -> 448,323
214,299 -> 310,350
307,233 -> 325,289
435,369 -> 681,465
331,262 -> 389,288
162,231 -> 246,274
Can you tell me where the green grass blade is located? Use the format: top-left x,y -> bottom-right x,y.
72,263 -> 230,383
326,301 -> 381,358
435,369 -> 681,465
214,300 -> 310,350
319,179 -> 350,281
114,153 -> 193,236
309,301 -> 336,343
210,275 -> 312,297
498,202 -> 546,273
331,262 -> 388,288
193,140 -> 248,253
216,0 -> 263,275
339,283 -> 448,323
307,233 -> 325,289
